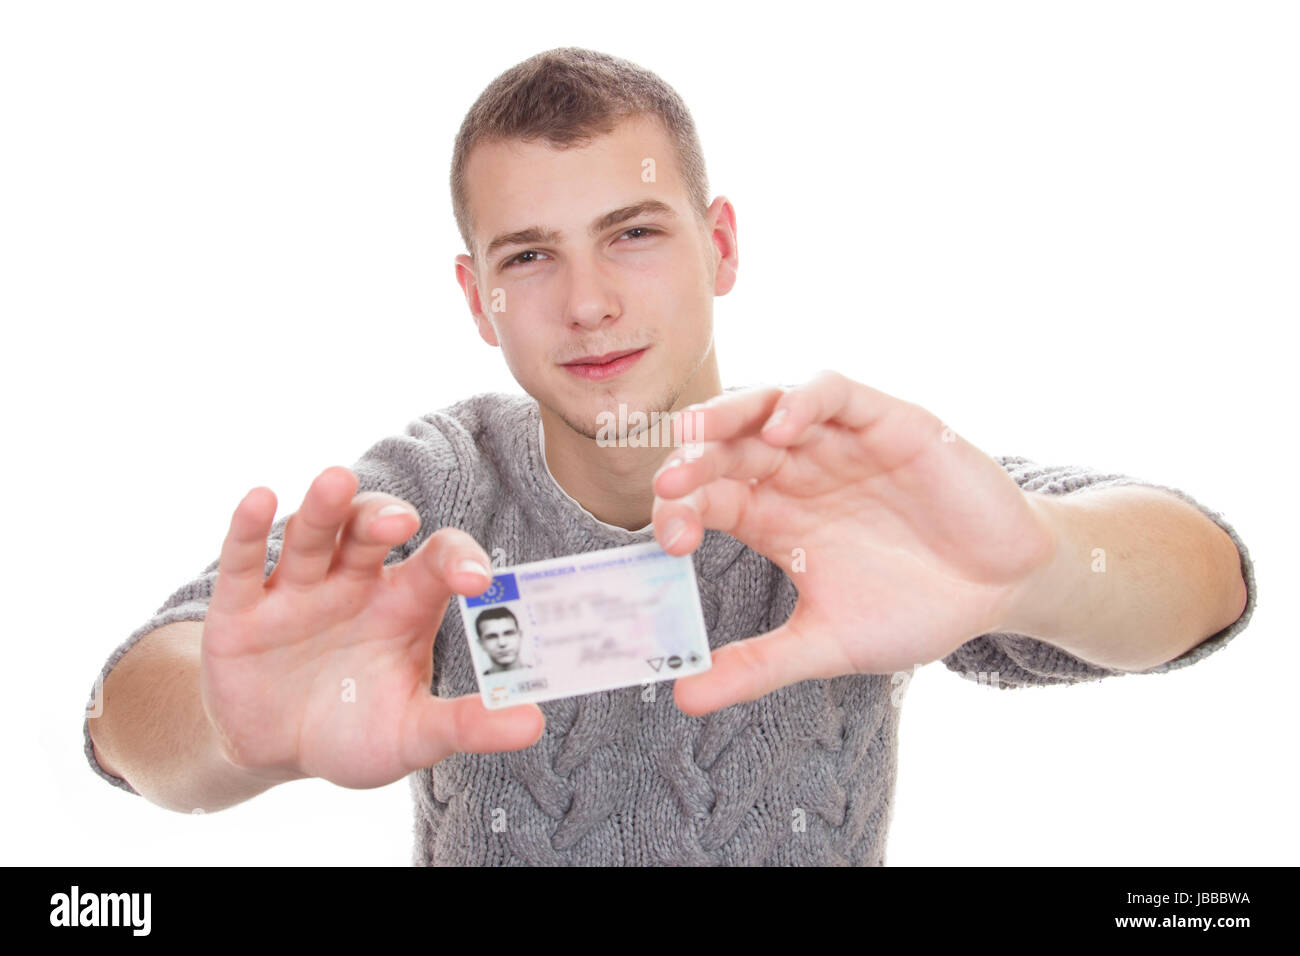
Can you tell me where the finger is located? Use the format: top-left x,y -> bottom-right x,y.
759,370 -> 900,446
672,620 -> 855,716
391,526 -> 495,599
405,694 -> 545,769
652,477 -> 752,555
265,466 -> 359,590
328,493 -> 423,581
675,385 -> 786,445
652,435 -> 786,501
210,486 -> 279,615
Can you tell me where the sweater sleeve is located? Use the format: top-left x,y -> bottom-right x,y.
938,456 -> 1257,689
82,413 -> 470,795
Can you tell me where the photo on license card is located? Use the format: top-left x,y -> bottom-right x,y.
457,540 -> 712,708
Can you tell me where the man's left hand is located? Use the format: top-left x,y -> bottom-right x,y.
652,370 -> 1057,716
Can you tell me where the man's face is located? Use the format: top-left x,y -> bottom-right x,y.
456,114 -> 736,439
477,615 -> 522,667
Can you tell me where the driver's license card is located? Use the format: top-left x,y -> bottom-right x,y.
456,540 -> 712,708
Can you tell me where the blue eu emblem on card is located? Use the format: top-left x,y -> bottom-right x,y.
465,573 -> 520,607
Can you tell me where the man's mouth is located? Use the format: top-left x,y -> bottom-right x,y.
562,347 -> 648,381
564,347 -> 644,366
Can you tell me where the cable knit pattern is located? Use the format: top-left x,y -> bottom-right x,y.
83,392 -> 1257,865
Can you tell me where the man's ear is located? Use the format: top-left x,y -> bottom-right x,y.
704,196 -> 739,297
454,253 -> 501,347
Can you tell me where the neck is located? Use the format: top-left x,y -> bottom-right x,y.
540,348 -> 722,531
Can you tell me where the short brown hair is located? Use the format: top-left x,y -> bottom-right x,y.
450,47 -> 711,257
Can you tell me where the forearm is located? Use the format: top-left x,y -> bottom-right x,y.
88,621 -> 302,813
999,486 -> 1249,672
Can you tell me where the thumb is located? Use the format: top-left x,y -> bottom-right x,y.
671,618 -> 848,717
404,694 -> 545,769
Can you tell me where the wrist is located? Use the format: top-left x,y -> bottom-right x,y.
202,707 -> 309,789
994,492 -> 1072,638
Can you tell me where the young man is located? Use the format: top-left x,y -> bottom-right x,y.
84,48 -> 1255,865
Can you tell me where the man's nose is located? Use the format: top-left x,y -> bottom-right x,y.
562,255 -> 619,330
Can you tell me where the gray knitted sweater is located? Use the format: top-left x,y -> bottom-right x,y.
83,389 -> 1257,865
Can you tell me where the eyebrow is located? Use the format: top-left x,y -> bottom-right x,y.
484,200 -> 678,260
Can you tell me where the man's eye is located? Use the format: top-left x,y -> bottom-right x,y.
621,226 -> 660,240
502,249 -> 548,270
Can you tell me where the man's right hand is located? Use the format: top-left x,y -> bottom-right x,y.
199,466 -> 544,789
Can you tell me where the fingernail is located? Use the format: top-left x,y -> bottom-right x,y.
377,504 -> 415,518
663,519 -> 686,548
457,559 -> 491,579
655,456 -> 683,478
763,407 -> 788,431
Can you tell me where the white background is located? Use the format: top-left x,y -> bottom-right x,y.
2,1 -> 1294,865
